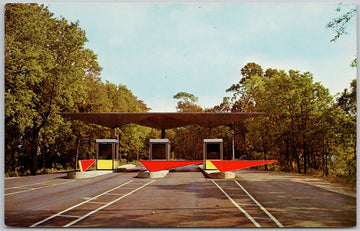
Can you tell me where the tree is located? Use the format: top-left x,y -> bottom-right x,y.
223,62 -> 340,175
171,92 -> 206,159
248,68 -> 335,174
326,3 -> 357,67
224,63 -> 264,158
333,79 -> 356,182
5,4 -> 152,176
337,79 -> 356,116
173,92 -> 203,112
326,3 -> 356,42
5,4 -> 101,175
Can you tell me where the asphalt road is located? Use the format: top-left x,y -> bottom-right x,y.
4,166 -> 356,228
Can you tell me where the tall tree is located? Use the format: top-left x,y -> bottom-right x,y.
224,63 -> 264,157
171,92 -> 205,159
173,92 -> 203,112
5,4 -> 101,175
224,62 -> 340,175
337,79 -> 356,116
334,79 -> 356,181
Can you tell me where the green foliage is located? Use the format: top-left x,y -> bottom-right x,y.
350,59 -> 357,68
332,80 -> 356,183
5,3 -> 150,176
326,4 -> 357,67
326,4 -> 356,42
222,62 -> 356,185
5,3 -> 100,174
171,92 -> 206,159
173,92 -> 203,112
5,4 -> 356,187
337,79 -> 356,116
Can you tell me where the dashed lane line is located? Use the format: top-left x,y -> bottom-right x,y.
211,179 -> 261,227
30,180 -> 134,227
5,180 -> 75,196
211,179 -> 284,228
234,180 -> 284,227
30,179 -> 156,227
63,180 -> 156,227
6,179 -> 59,189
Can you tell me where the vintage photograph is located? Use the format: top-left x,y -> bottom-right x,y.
4,1 -> 357,228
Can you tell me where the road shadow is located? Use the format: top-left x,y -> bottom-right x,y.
69,207 -> 254,228
151,171 -> 356,227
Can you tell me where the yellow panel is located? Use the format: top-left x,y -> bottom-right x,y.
205,160 -> 218,170
97,160 -> 113,169
113,160 -> 120,169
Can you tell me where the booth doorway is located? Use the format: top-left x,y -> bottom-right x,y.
150,139 -> 171,160
96,139 -> 119,170
203,138 -> 223,170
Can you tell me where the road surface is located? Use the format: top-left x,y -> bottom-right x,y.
4,166 -> 356,227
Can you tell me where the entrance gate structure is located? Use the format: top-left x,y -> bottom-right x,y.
59,112 -> 276,175
96,139 -> 119,170
203,138 -> 223,170
149,139 -> 171,160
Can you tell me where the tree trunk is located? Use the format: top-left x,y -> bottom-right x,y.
30,129 -> 40,175
290,135 -> 301,174
292,143 -> 301,174
322,141 -> 329,176
12,151 -> 17,174
263,142 -> 268,171
303,141 -> 307,174
285,139 -> 292,171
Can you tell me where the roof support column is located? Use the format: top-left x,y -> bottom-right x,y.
161,129 -> 166,139
209,128 -> 214,138
232,124 -> 235,160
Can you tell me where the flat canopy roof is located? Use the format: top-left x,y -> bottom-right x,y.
59,112 -> 265,130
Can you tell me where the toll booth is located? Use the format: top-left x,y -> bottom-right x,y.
96,139 -> 120,170
203,138 -> 223,170
150,139 -> 171,160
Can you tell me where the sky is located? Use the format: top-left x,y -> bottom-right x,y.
46,1 -> 357,112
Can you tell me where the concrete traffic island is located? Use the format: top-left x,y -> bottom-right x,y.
67,164 -> 143,179
66,170 -> 113,179
114,164 -> 141,172
199,165 -> 235,179
137,170 -> 169,178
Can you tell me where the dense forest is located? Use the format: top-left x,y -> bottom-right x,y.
168,64 -> 356,187
5,4 -> 151,176
5,4 -> 356,186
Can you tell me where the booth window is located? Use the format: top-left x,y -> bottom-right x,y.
152,144 -> 167,159
98,143 -> 113,160
206,143 -> 221,159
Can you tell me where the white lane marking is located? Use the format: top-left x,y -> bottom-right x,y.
63,179 -> 156,227
5,188 -> 36,196
5,180 -> 74,196
87,201 -> 108,204
57,215 -> 81,218
106,193 -> 124,196
30,180 -> 134,227
211,180 -> 261,227
6,180 -> 57,189
234,180 -> 284,227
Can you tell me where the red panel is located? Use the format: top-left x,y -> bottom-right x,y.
79,159 -> 96,172
141,160 -> 204,172
210,160 -> 277,172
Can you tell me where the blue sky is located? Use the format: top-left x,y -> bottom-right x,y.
47,2 -> 357,112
